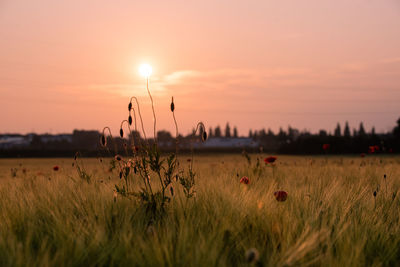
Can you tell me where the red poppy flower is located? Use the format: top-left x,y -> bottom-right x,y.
368,146 -> 375,153
389,148 -> 393,153
360,153 -> 366,158
264,156 -> 277,164
274,191 -> 288,202
322,144 -> 330,151
187,158 -> 192,162
53,165 -> 59,171
240,176 -> 250,185
374,145 -> 380,151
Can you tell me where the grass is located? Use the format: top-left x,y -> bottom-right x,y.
0,154 -> 399,266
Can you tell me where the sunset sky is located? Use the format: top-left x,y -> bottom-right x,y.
1,0 -> 400,137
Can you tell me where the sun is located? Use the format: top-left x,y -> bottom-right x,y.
139,64 -> 152,77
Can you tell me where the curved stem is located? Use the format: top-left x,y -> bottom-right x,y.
146,78 -> 157,144
130,96 -> 147,142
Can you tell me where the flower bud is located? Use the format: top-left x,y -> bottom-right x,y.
202,131 -> 207,142
128,102 -> 132,111
170,97 -> 175,112
101,135 -> 106,146
120,128 -> 124,138
128,115 -> 132,125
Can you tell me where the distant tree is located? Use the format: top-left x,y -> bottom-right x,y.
225,123 -> 231,138
358,122 -> 366,136
371,127 -> 376,136
334,123 -> 341,137
344,121 -> 351,137
248,129 -> 253,138
208,127 -> 213,138
233,127 -> 238,138
393,118 -> 400,138
253,130 -> 258,139
353,129 -> 357,137
267,128 -> 274,136
278,127 -> 287,141
157,130 -> 172,142
214,126 -> 222,137
259,128 -> 266,137
319,130 -> 327,137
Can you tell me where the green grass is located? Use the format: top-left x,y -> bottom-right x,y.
0,155 -> 399,266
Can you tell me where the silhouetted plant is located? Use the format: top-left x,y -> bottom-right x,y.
100,80 -> 207,218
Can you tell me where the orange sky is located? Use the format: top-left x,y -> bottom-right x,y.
1,0 -> 400,136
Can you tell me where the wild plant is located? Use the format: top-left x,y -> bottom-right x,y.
73,152 -> 92,183
100,79 -> 207,217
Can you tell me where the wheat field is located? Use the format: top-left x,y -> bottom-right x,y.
0,155 -> 399,266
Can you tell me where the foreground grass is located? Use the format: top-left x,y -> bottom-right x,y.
0,155 -> 399,266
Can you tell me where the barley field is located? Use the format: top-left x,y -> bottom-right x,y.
0,155 -> 399,267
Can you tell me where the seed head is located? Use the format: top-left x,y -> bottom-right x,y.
170,97 -> 175,112
373,191 -> 377,197
170,186 -> 174,196
128,102 -> 132,111
384,174 -> 386,179
128,115 -> 132,125
100,135 -> 106,146
119,171 -> 123,179
115,155 -> 122,161
120,128 -> 124,138
202,131 -> 207,142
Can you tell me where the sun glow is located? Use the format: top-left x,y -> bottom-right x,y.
139,64 -> 152,77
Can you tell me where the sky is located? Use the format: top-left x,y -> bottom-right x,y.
1,0 -> 400,137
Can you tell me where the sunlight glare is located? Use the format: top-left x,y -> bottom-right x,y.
139,64 -> 152,77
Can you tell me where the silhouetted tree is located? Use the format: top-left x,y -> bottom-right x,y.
334,123 -> 341,137
208,127 -> 213,138
319,130 -> 327,137
344,122 -> 351,137
233,127 -> 238,138
225,123 -> 231,138
214,126 -> 222,137
393,118 -> 400,138
358,122 -> 366,136
157,130 -> 172,142
371,127 -> 376,136
248,130 -> 253,138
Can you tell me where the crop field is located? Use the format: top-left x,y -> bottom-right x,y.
0,155 -> 399,266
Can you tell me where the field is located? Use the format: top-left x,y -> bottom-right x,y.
0,155 -> 399,266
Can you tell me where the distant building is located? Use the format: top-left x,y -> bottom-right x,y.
0,135 -> 30,149
194,137 -> 259,149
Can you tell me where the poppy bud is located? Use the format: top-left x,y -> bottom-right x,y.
128,102 -> 132,111
170,97 -> 175,112
373,191 -> 377,197
120,128 -> 124,138
202,131 -> 207,142
128,115 -> 132,125
119,171 -> 123,179
101,135 -> 106,146
384,174 -> 386,179
134,166 -> 137,174
170,186 -> 174,196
